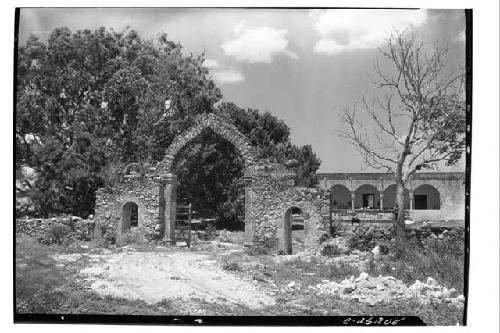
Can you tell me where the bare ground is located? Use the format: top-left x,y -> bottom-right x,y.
17,235 -> 464,323
53,246 -> 275,311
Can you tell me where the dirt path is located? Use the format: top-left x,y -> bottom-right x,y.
55,249 -> 275,310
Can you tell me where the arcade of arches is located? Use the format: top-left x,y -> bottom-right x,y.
319,172 -> 465,222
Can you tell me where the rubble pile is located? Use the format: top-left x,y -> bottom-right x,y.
310,272 -> 465,307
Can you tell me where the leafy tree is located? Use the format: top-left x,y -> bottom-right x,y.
340,31 -> 466,245
16,27 -> 221,216
16,27 -> 322,223
31,132 -> 106,217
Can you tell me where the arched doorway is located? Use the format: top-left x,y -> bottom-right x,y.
121,202 -> 138,234
330,184 -> 351,209
279,206 -> 305,255
413,184 -> 441,210
354,184 -> 380,209
383,184 -> 410,209
158,113 -> 258,245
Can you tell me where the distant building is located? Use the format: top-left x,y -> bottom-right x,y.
317,172 -> 466,222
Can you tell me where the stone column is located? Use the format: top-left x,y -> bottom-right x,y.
160,173 -> 177,245
409,191 -> 414,210
379,192 -> 384,210
350,191 -> 355,210
243,175 -> 254,247
157,179 -> 166,238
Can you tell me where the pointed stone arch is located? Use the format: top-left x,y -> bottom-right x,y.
157,113 -> 257,174
157,113 -> 258,245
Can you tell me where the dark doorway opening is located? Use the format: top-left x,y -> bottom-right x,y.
121,202 -> 138,234
362,193 -> 375,209
283,207 -> 304,254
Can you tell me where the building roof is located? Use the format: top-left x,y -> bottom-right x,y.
317,172 -> 465,181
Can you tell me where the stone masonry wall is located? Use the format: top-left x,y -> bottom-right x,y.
248,163 -> 329,254
16,216 -> 95,240
94,173 -> 160,239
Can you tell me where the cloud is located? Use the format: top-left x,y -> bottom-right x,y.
203,58 -> 220,69
453,29 -> 465,43
203,58 -> 245,84
221,20 -> 298,63
309,9 -> 428,55
212,69 -> 245,84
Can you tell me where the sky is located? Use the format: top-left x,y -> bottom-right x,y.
18,8 -> 467,172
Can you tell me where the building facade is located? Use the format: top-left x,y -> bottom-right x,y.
317,172 -> 466,222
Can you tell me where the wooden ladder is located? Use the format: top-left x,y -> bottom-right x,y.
175,203 -> 192,248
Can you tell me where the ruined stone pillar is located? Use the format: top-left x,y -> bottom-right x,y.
243,175 -> 254,247
161,173 -> 177,245
157,178 -> 166,238
350,191 -> 355,210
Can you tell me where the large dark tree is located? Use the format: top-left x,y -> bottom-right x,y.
16,27 -> 321,221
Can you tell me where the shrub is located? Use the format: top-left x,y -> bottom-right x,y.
323,261 -> 360,280
204,224 -> 217,241
30,134 -> 106,218
38,223 -> 73,245
92,225 -> 116,248
330,220 -> 344,237
222,260 -> 242,272
321,243 -> 341,256
346,225 -> 391,252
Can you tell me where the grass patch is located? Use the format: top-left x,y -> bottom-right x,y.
367,237 -> 465,292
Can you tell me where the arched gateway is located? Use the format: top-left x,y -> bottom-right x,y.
155,113 -> 257,244
94,113 -> 329,253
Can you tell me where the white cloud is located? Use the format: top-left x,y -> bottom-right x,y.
309,9 -> 428,55
213,69 -> 245,84
203,58 -> 219,69
221,20 -> 298,63
203,58 -> 245,84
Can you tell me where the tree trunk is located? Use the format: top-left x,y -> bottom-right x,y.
394,180 -> 407,247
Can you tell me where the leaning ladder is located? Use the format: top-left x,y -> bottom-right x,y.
175,203 -> 192,248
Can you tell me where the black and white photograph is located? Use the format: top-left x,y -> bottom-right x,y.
9,3 -> 498,329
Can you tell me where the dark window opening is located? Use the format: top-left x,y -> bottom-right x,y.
362,194 -> 375,209
414,195 -> 428,210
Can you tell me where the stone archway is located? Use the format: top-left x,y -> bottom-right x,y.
157,113 -> 257,244
279,206 -> 306,255
157,113 -> 256,174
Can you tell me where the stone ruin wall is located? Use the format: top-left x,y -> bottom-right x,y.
247,163 -> 330,253
16,215 -> 95,240
93,114 -> 331,252
94,173 -> 160,239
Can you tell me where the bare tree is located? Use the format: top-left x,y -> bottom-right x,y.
340,30 -> 466,245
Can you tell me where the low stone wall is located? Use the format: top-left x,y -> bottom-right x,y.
16,216 -> 95,240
